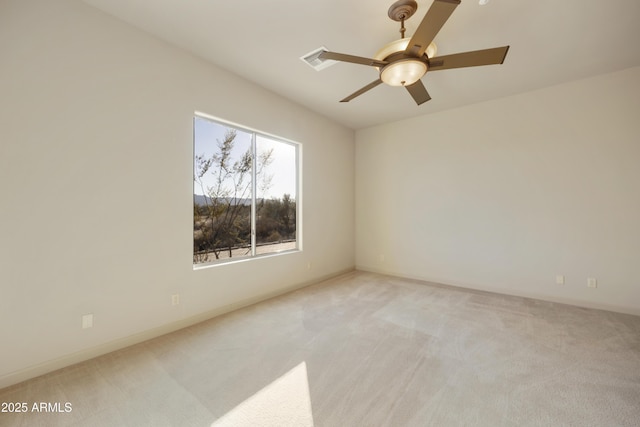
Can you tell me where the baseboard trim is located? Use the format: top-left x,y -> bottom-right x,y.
355,265 -> 640,317
0,267 -> 354,391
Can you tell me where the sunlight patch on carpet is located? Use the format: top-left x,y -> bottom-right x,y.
211,362 -> 314,427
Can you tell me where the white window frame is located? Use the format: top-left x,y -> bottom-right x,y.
193,112 -> 301,268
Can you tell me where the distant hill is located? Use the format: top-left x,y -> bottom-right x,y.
194,194 -> 253,206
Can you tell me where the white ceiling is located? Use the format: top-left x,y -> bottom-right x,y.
82,0 -> 640,130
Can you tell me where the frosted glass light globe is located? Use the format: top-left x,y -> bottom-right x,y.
374,38 -> 436,87
380,60 -> 427,86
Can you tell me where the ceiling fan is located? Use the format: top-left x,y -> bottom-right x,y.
319,0 -> 509,105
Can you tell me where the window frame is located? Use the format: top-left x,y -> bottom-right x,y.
193,112 -> 301,268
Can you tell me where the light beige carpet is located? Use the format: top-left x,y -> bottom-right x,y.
1,271 -> 639,426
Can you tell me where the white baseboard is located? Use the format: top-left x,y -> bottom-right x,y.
0,268 -> 354,390
355,265 -> 640,317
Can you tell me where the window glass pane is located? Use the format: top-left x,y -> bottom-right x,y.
194,117 -> 252,263
255,135 -> 297,255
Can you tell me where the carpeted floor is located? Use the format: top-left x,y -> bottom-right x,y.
1,271 -> 639,426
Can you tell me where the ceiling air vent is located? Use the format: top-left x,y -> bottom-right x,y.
300,46 -> 336,71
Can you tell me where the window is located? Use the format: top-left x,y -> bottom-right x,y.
193,114 -> 299,265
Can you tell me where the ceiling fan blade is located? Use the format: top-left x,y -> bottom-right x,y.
428,46 -> 510,71
319,51 -> 388,68
340,79 -> 383,102
406,0 -> 460,57
405,80 -> 431,105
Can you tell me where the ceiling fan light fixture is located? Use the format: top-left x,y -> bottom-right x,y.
380,59 -> 427,86
317,0 -> 509,104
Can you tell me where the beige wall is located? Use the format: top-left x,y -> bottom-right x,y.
0,0 -> 355,387
356,66 -> 640,315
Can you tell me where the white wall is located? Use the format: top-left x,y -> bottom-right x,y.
0,0 -> 354,387
356,66 -> 640,315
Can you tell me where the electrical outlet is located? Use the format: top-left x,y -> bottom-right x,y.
171,294 -> 180,306
556,275 -> 565,285
307,261 -> 312,270
82,314 -> 93,329
587,278 -> 597,288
